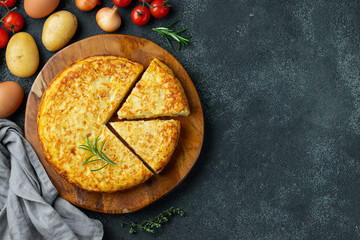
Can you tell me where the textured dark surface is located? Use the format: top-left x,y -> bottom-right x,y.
2,0 -> 360,239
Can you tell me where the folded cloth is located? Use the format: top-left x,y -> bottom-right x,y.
0,119 -> 104,240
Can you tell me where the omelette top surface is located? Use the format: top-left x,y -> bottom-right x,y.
37,56 -> 152,192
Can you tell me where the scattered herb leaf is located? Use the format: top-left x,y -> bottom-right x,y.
119,207 -> 185,234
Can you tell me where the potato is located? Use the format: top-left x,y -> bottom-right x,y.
42,10 -> 77,51
6,32 -> 39,78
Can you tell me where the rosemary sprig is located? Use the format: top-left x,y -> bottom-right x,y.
79,137 -> 117,172
119,207 -> 185,234
153,21 -> 191,50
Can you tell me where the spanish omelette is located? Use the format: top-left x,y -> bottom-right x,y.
118,58 -> 190,119
38,55 -> 191,193
111,120 -> 181,174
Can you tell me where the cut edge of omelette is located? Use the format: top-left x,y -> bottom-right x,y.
117,58 -> 190,119
110,120 -> 181,174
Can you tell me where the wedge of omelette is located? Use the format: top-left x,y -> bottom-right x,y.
37,56 -> 152,192
110,120 -> 181,174
118,58 -> 190,119
77,126 -> 153,192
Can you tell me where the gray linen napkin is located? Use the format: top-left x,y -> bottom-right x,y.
0,119 -> 104,240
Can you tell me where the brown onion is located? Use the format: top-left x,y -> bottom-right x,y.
75,0 -> 100,12
96,6 -> 121,32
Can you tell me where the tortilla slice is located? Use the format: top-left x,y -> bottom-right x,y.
118,58 -> 190,119
110,120 -> 181,173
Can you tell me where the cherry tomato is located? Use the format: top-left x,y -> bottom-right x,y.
150,0 -> 169,18
113,0 -> 132,7
3,12 -> 24,32
138,0 -> 152,2
0,0 -> 16,8
0,28 -> 8,48
131,6 -> 150,25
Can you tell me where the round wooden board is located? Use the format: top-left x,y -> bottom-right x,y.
24,34 -> 204,214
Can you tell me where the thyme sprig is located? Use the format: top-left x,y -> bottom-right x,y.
153,21 -> 191,50
119,207 -> 185,234
79,137 -> 117,172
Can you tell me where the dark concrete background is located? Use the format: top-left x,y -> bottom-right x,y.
2,0 -> 360,239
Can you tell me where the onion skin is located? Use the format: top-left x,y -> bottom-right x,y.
75,0 -> 100,12
96,6 -> 121,32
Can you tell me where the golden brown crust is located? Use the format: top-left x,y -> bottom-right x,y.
37,56 -> 151,192
118,58 -> 190,119
111,120 -> 181,174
